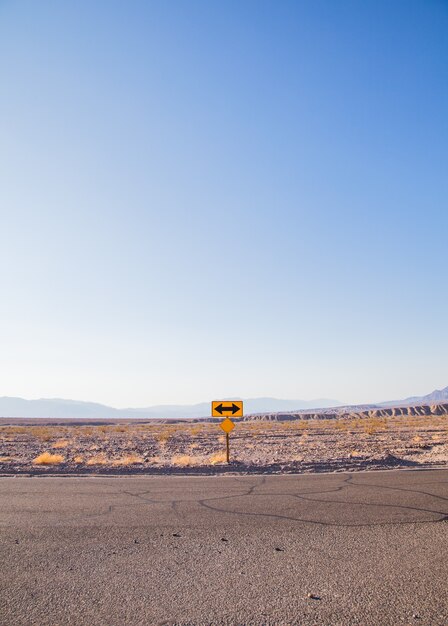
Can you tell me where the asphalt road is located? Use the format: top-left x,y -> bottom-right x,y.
1,470 -> 448,626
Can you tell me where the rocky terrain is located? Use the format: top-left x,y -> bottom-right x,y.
244,402 -> 448,421
0,403 -> 447,475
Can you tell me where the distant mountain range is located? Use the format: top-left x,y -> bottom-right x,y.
381,385 -> 448,407
0,396 -> 341,419
0,386 -> 446,419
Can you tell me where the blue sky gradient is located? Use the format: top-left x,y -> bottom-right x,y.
1,1 -> 447,405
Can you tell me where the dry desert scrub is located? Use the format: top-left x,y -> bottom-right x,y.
362,418 -> 388,435
334,420 -> 352,432
1,426 -> 26,435
156,429 -> 171,446
112,454 -> 143,466
31,427 -> 53,441
188,425 -> 203,436
171,454 -> 198,467
110,425 -> 129,433
33,452 -> 64,465
86,454 -> 108,465
147,455 -> 162,465
208,451 -> 227,465
52,439 -> 69,448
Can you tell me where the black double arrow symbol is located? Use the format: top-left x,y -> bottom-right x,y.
214,403 -> 240,415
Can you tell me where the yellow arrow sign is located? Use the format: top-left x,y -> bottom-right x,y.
212,400 -> 243,418
219,417 -> 235,433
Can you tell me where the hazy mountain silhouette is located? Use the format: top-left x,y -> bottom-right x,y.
381,385 -> 448,407
1,386 -> 445,418
0,396 -> 341,419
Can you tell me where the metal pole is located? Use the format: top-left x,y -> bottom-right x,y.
226,432 -> 230,463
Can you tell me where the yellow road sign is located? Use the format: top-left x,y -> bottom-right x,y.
212,400 -> 243,418
220,417 -> 235,433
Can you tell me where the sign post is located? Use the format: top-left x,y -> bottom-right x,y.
212,401 -> 243,464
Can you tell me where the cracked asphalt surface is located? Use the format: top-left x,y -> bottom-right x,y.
1,469 -> 448,625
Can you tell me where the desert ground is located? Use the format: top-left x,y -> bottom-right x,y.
1,405 -> 447,474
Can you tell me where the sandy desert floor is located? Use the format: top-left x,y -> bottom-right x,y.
1,413 -> 447,474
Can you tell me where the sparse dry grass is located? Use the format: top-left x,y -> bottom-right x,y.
30,427 -> 53,441
171,454 -> 197,466
0,426 -> 26,435
156,429 -> 171,446
86,454 -> 108,466
52,439 -> 69,448
189,425 -> 203,436
1,412 -> 446,472
110,425 -> 129,433
112,454 -> 143,466
362,418 -> 388,435
333,419 -> 352,431
33,452 -> 64,465
248,421 -> 266,431
147,455 -> 162,464
208,451 -> 227,465
97,425 -> 108,434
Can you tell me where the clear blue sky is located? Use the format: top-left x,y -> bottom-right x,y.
0,1 -> 447,407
